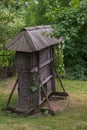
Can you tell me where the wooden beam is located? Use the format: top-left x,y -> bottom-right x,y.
41,85 -> 55,115
50,46 -> 56,91
53,63 -> 66,92
31,58 -> 53,72
6,78 -> 18,107
40,75 -> 53,87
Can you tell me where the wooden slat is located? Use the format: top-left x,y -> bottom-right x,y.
40,75 -> 53,87
31,58 -> 53,72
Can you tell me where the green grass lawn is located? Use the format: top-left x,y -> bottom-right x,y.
0,77 -> 87,130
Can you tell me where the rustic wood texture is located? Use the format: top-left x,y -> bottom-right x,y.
15,46 -> 56,112
36,51 -> 55,115
31,58 -> 53,73
38,47 -> 55,104
4,25 -> 62,52
50,46 -> 56,91
3,25 -> 65,114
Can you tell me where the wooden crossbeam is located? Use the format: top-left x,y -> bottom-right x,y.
40,75 -> 53,87
31,58 -> 53,72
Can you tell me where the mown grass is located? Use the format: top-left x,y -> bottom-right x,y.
0,77 -> 87,130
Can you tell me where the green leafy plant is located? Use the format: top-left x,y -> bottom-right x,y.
45,0 -> 87,80
31,85 -> 37,92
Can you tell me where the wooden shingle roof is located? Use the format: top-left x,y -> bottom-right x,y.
4,25 -> 62,52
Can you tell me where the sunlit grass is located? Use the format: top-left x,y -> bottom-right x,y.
64,79 -> 87,94
0,77 -> 87,130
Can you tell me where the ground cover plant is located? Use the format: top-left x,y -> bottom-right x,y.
0,77 -> 87,130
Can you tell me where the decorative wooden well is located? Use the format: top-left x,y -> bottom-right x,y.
4,25 -> 66,114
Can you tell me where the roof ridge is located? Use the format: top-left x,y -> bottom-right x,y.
22,25 -> 51,31
24,31 -> 36,51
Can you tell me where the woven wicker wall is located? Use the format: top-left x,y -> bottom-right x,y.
16,52 -> 38,112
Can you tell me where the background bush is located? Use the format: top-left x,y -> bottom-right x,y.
0,0 -> 87,80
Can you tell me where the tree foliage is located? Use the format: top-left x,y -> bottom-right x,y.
0,0 -> 87,80
44,0 -> 87,80
0,0 -> 25,67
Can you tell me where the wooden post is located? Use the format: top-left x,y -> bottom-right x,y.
50,46 -> 56,91
6,78 -> 18,107
53,64 -> 66,92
